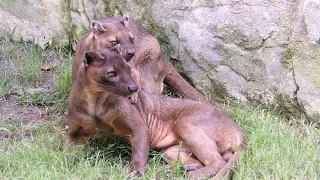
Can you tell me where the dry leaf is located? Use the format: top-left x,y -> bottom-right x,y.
41,63 -> 57,71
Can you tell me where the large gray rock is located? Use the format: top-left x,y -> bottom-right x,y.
0,0 -> 64,48
0,0 -> 319,123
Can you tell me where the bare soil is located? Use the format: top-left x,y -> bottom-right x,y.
0,44 -> 66,140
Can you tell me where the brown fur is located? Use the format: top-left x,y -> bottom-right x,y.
72,16 -> 210,104
66,49 -> 247,179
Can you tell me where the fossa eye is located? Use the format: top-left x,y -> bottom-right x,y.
107,71 -> 117,77
111,41 -> 118,47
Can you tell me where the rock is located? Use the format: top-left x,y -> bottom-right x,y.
0,0 -> 64,48
0,0 -> 319,123
303,0 -> 320,44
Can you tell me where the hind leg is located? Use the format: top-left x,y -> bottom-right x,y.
188,151 -> 239,180
163,144 -> 204,171
186,143 -> 227,179
173,121 -> 226,179
222,151 -> 234,162
215,151 -> 240,179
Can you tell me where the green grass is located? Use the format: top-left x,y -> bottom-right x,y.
228,104 -> 320,179
55,52 -> 73,109
0,39 -> 320,179
1,103 -> 320,179
0,75 -> 14,99
18,49 -> 73,109
0,40 -> 44,87
17,45 -> 44,84
0,38 -> 73,109
0,119 -> 185,179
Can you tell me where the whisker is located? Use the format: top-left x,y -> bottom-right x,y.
89,79 -> 104,86
85,85 -> 114,94
85,88 -> 104,93
85,79 -> 115,94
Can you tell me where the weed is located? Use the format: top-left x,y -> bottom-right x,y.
55,53 -> 73,109
0,75 -> 14,99
17,45 -> 44,85
228,103 -> 320,179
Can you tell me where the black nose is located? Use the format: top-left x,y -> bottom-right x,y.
128,83 -> 138,93
127,49 -> 135,57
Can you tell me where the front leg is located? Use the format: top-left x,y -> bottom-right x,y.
97,101 -> 150,175
64,125 -> 90,150
111,118 -> 150,175
65,108 -> 93,149
129,127 -> 150,175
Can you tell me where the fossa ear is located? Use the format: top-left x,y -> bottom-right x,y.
91,20 -> 106,35
120,16 -> 129,27
84,50 -> 105,67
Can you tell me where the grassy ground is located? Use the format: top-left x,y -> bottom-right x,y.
0,38 -> 320,179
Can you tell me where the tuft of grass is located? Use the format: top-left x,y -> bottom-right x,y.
55,53 -> 73,109
19,89 -> 56,106
227,103 -> 320,179
0,75 -> 14,99
16,44 -> 44,85
0,39 -> 47,95
0,120 -> 184,180
0,39 -> 73,108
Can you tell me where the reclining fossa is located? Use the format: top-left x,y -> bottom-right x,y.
66,49 -> 247,179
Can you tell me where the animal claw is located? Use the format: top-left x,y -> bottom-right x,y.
186,165 -> 201,172
128,169 -> 145,178
128,171 -> 141,178
129,92 -> 138,104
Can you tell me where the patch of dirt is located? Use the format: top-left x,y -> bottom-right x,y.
42,71 -> 55,90
0,49 -> 3,62
0,51 -> 64,124
0,43 -> 63,121
0,94 -> 63,124
0,40 -> 67,141
0,94 -> 66,140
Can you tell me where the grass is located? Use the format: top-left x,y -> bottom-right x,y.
17,45 -> 44,83
0,75 -> 14,98
228,104 -> 320,179
0,38 -> 73,108
55,52 -> 73,109
0,39 -> 320,179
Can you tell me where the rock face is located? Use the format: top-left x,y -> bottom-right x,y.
0,0 -> 63,48
0,0 -> 319,123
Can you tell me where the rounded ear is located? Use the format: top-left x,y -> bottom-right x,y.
84,51 -> 104,67
120,16 -> 129,27
91,20 -> 106,35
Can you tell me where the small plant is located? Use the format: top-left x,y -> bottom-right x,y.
17,45 -> 44,85
0,75 -> 14,99
19,89 -> 56,106
228,103 -> 320,179
56,56 -> 72,98
55,53 -> 73,109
